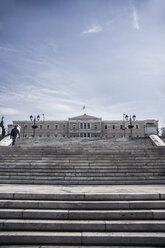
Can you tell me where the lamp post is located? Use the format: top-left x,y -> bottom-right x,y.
30,115 -> 40,137
122,114 -> 136,138
122,114 -> 129,137
128,115 -> 136,138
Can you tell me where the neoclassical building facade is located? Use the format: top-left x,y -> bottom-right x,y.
12,114 -> 158,139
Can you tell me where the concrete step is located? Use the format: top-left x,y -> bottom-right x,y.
0,161 -> 164,167
2,155 -> 163,160
1,172 -> 165,177
0,165 -> 164,170
0,168 -> 165,174
0,154 -> 158,157
1,163 -> 165,167
0,179 -> 165,185
1,165 -> 165,170
0,176 -> 165,181
1,219 -> 165,231
0,192 -> 164,200
1,199 -> 165,210
0,231 -> 165,245
1,209 -> 165,220
1,156 -> 165,160
0,150 -> 163,155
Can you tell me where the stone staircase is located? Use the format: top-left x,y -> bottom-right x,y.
0,190 -> 165,246
0,138 -> 165,185
0,137 -> 165,246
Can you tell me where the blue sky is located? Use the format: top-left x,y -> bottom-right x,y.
0,0 -> 165,128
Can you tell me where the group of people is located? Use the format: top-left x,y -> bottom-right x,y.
10,125 -> 20,146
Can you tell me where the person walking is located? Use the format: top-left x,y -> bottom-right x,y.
10,125 -> 20,146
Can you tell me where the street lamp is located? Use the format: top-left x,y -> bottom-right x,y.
30,115 -> 40,137
122,114 -> 136,138
128,115 -> 136,138
122,114 -> 129,137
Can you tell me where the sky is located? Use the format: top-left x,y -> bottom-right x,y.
0,0 -> 165,128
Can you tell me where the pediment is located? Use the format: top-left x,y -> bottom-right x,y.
69,114 -> 101,121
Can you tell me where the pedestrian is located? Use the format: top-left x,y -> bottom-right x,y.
10,125 -> 20,146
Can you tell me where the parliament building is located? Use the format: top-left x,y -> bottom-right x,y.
12,114 -> 158,139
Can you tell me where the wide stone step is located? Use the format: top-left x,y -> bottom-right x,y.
1,162 -> 165,166
2,147 -> 154,150
1,199 -> 165,210
0,231 -> 165,245
0,152 -> 164,156
3,160 -> 149,163
1,166 -> 165,172
0,175 -> 165,181
0,148 -> 159,151
0,168 -> 165,174
1,172 -> 164,177
1,219 -> 165,231
1,156 -> 165,161
1,156 -> 164,161
1,209 -> 165,220
0,156 -> 164,159
1,154 -> 140,157
0,192 -> 163,200
0,165 -> 164,170
0,179 -> 165,185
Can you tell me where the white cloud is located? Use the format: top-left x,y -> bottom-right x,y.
0,45 -> 18,53
0,107 -> 23,115
81,24 -> 103,35
132,9 -> 140,31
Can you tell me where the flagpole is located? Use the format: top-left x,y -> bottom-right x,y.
83,106 -> 86,114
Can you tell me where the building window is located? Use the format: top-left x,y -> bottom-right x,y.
136,125 -> 139,129
63,124 -> 66,129
94,125 -> 97,130
113,125 -> 115,129
80,133 -> 83,137
120,125 -> 123,129
40,125 -> 42,129
88,133 -> 90,137
47,134 -> 50,137
80,123 -> 90,129
73,124 -> 76,129
47,125 -> 50,129
39,134 -> 42,137
55,124 -> 58,129
105,125 -> 107,129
